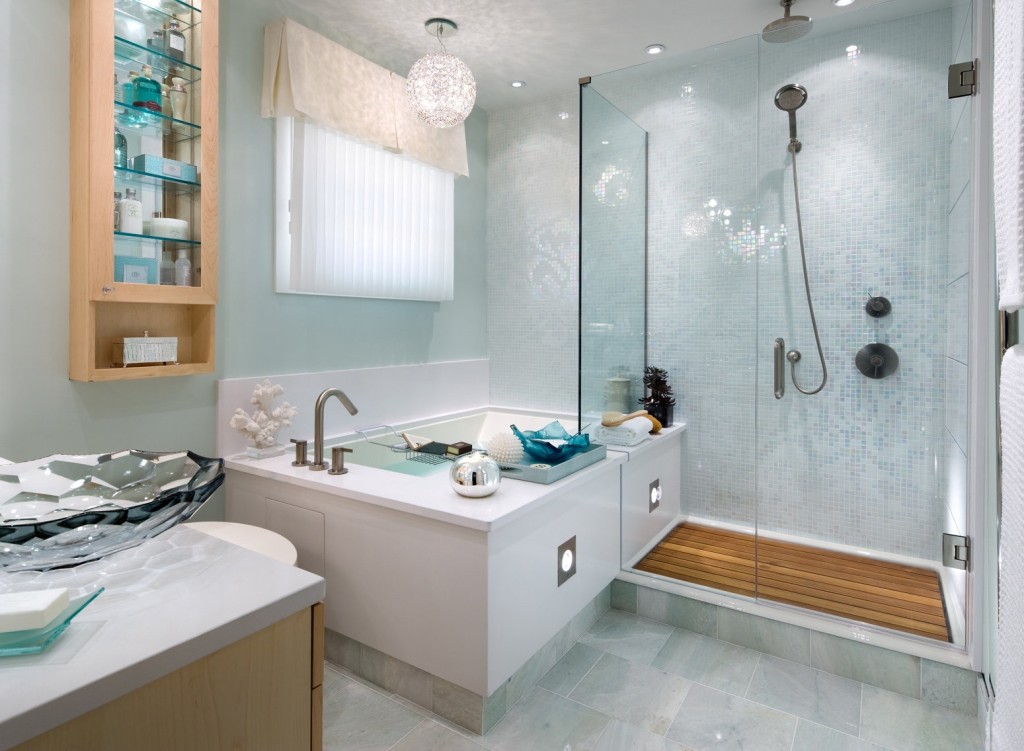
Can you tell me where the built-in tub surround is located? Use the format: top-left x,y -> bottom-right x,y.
225,409 -> 627,732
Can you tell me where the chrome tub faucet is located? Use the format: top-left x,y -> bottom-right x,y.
311,388 -> 358,471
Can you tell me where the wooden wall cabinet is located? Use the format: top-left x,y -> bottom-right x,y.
69,0 -> 218,381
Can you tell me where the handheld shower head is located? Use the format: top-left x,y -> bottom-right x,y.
762,0 -> 813,44
775,83 -> 807,152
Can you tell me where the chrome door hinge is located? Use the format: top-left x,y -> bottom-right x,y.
943,533 -> 970,570
948,60 -> 977,99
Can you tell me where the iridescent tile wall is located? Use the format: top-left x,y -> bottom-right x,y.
487,97 -> 579,414
488,7 -> 960,561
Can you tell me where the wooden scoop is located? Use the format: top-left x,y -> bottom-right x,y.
601,409 -> 648,427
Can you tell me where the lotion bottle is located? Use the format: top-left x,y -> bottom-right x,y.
174,248 -> 192,286
159,250 -> 175,285
118,188 -> 143,235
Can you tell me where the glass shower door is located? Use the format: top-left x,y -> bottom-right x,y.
578,85 -> 647,427
753,3 -> 972,645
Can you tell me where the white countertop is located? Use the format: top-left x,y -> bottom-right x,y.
225,447 -> 629,532
0,526 -> 325,750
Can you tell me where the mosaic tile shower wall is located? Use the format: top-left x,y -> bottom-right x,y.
489,7 -> 961,561
487,96 -> 579,413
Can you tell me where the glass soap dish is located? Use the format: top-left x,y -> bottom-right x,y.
0,588 -> 104,657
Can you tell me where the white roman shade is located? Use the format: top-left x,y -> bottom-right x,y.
262,18 -> 469,177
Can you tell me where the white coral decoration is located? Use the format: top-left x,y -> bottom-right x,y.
229,380 -> 298,448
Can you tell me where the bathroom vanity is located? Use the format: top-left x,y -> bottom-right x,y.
0,527 -> 325,751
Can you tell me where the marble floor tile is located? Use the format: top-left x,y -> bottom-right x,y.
652,629 -> 760,696
578,610 -> 677,664
483,686 -> 610,751
322,676 -> 424,751
593,719 -> 695,751
390,719 -> 490,750
792,719 -> 889,751
860,685 -> 984,751
665,684 -> 798,751
538,642 -> 604,696
570,652 -> 691,735
745,654 -> 861,735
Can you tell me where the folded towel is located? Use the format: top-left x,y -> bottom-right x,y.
593,416 -> 652,447
995,0 -> 1024,311
995,345 -> 1024,751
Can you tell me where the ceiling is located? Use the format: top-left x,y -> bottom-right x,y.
283,0 -> 953,112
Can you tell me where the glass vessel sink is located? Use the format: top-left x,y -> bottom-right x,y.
0,450 -> 224,571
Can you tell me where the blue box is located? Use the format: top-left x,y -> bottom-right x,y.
133,154 -> 198,184
114,255 -> 158,285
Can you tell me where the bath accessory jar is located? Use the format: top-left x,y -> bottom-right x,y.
449,451 -> 501,498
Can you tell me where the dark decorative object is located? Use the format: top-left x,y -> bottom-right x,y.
639,366 -> 676,426
0,451 -> 225,571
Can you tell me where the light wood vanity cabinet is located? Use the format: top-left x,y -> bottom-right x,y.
69,0 -> 218,381
12,603 -> 324,751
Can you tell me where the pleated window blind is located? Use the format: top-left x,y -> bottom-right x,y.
274,118 -> 455,301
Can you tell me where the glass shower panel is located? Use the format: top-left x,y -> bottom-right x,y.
754,3 -> 970,644
579,86 -> 647,426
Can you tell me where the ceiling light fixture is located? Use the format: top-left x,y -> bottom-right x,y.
832,0 -> 855,6
406,18 -> 477,129
511,80 -> 526,88
645,44 -> 666,55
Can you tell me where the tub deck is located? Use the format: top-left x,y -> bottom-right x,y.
635,523 -> 950,642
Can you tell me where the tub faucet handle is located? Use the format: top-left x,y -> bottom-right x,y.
329,446 -> 352,475
290,438 -> 310,467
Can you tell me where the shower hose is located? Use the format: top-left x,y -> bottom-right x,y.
788,147 -> 828,395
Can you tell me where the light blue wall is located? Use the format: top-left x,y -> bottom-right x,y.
0,0 -> 488,462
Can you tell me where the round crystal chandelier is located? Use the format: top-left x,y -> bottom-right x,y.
406,18 -> 477,129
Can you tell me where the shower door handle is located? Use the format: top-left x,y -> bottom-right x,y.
774,338 -> 785,399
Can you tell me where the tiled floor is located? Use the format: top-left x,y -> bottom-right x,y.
321,610 -> 984,751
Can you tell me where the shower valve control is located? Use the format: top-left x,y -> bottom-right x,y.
865,296 -> 891,318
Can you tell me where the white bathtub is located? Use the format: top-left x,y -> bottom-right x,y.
224,407 -> 624,707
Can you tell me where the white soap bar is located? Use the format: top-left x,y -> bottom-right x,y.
0,589 -> 70,633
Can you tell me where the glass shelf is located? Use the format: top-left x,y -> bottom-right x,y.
117,0 -> 200,16
116,230 -> 201,246
115,103 -> 199,141
115,36 -> 200,80
115,166 -> 200,193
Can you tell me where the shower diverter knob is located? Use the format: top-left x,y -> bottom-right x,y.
855,343 -> 899,379
865,296 -> 892,317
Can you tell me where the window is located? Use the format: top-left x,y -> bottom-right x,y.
275,118 -> 455,301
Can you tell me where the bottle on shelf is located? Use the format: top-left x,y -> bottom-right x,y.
165,20 -> 186,62
169,78 -> 188,121
161,84 -> 171,116
146,28 -> 165,55
114,191 -> 122,231
120,71 -> 139,125
132,65 -> 162,113
159,250 -> 175,285
114,73 -> 120,103
118,188 -> 143,235
114,127 -> 128,169
174,248 -> 192,286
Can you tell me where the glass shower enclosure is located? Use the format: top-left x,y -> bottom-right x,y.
580,0 -> 978,654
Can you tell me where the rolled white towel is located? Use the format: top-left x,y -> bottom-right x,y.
593,416 -> 652,446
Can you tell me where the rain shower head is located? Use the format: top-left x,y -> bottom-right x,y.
762,0 -> 813,44
775,83 -> 808,152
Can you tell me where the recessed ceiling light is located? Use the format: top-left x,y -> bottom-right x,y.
558,111 -> 570,120
832,0 -> 855,6
645,44 -> 666,55
601,140 -> 610,145
510,80 -> 526,88
846,44 -> 860,58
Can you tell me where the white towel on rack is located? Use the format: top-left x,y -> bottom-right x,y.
593,416 -> 651,447
995,344 -> 1024,751
995,0 -> 1024,311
